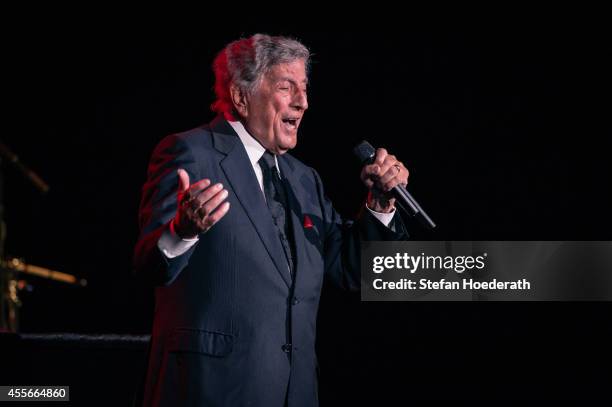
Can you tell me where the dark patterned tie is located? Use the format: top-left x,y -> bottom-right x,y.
258,151 -> 294,274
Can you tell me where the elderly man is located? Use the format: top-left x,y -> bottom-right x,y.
134,34 -> 409,406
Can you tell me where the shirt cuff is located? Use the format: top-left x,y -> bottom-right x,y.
365,205 -> 396,228
157,219 -> 199,258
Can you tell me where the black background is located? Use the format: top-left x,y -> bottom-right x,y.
2,24 -> 611,405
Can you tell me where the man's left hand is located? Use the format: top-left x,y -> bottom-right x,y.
360,148 -> 409,213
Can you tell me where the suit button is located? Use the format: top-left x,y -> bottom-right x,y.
292,297 -> 300,305
281,343 -> 292,353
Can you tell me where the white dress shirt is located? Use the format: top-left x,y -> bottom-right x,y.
158,120 -> 395,258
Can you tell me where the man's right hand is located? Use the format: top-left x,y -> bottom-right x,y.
173,168 -> 231,239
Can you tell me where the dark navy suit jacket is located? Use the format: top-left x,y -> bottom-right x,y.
134,116 -> 408,406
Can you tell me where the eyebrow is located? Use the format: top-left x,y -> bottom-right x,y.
277,77 -> 309,86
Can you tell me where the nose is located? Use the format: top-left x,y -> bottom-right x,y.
291,88 -> 308,112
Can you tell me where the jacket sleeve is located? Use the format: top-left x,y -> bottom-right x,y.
133,134 -> 201,286
311,168 -> 409,292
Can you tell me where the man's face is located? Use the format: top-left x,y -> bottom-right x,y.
241,59 -> 308,155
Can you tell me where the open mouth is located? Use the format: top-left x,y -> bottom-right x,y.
281,117 -> 299,131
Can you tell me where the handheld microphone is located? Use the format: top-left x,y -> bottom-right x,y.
353,140 -> 436,230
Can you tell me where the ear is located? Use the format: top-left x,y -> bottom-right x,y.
229,83 -> 249,118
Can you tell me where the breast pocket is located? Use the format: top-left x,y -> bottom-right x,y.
301,213 -> 324,253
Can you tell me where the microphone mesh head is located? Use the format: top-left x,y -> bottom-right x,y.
353,141 -> 376,164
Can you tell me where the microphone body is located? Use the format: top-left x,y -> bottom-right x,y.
353,140 -> 436,230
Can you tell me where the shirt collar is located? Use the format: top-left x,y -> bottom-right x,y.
228,120 -> 280,173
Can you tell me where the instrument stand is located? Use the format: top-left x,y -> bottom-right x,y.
0,142 -> 83,332
1,156 -> 19,332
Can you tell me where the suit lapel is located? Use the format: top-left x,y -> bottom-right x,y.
210,117 -> 292,288
277,156 -> 308,286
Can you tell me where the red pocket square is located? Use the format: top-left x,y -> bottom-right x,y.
303,215 -> 313,229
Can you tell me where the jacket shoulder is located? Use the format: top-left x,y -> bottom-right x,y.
155,125 -> 214,153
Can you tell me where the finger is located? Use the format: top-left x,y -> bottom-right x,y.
198,188 -> 229,218
379,161 -> 402,185
376,155 -> 398,184
382,177 -> 403,192
381,168 -> 409,191
360,166 -> 377,189
201,202 -> 231,230
401,166 -> 409,187
177,169 -> 190,192
362,163 -> 381,177
188,178 -> 212,197
180,180 -> 212,207
193,183 -> 225,209
374,148 -> 388,166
